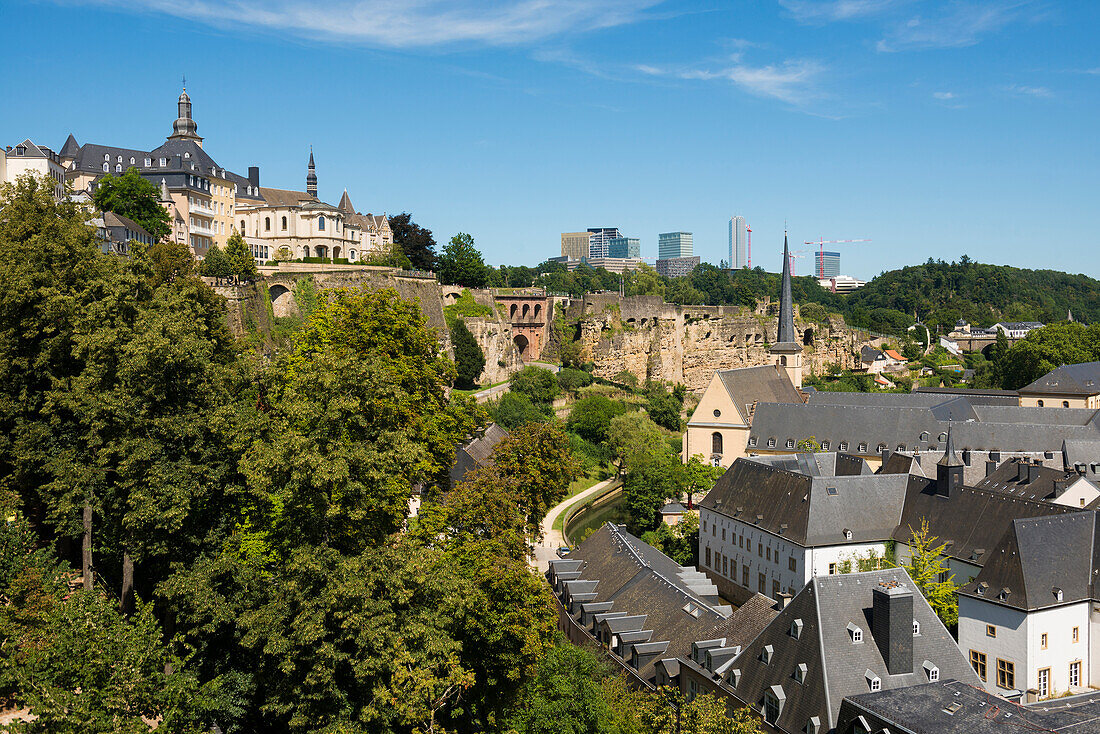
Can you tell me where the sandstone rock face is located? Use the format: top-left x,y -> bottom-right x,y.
565,294 -> 866,391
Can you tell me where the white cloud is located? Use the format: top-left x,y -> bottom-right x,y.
932,91 -> 956,99
78,0 -> 664,47
1004,83 -> 1052,97
779,0 -> 901,23
646,58 -> 826,104
876,2 -> 1028,52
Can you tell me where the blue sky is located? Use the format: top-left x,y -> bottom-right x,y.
2,0 -> 1098,278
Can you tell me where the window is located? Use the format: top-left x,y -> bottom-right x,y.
282,216 -> 287,230
758,544 -> 763,557
713,409 -> 721,417
160,157 -> 167,166
1041,633 -> 1048,649
723,556 -> 728,576
763,689 -> 780,724
773,579 -> 781,597
115,164 -> 121,172
318,215 -> 326,230
828,563 -> 837,575
877,443 -> 887,453
760,645 -> 773,664
768,438 -> 777,448
789,556 -> 797,571
839,441 -> 848,451
742,565 -> 749,586
868,672 -> 881,691
1071,661 -> 1081,688
826,487 -> 838,496
240,220 -> 246,234
766,547 -> 771,561
758,573 -> 766,593
103,162 -> 109,172
748,437 -> 757,448
129,157 -> 135,165
997,659 -> 1015,690
104,153 -> 110,161
705,547 -> 711,567
971,650 -> 987,681
117,155 -> 122,163
786,439 -> 795,449
1038,668 -> 1050,698
1074,626 -> 1080,642
1064,401 -> 1070,408
987,625 -> 997,638
144,158 -> 151,167
821,441 -> 829,450
913,620 -> 921,636
924,661 -> 940,681
739,535 -> 744,548
265,217 -> 271,231
789,619 -> 803,640
712,432 -> 723,455
849,623 -> 863,643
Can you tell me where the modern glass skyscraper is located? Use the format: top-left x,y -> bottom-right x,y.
608,236 -> 640,258
816,250 -> 841,279
729,216 -> 747,269
658,231 -> 692,259
586,228 -> 621,258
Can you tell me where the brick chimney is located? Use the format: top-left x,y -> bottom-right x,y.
872,580 -> 914,675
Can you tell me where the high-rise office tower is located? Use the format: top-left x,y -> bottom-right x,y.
658,231 -> 693,259
561,231 -> 592,260
816,251 -> 841,279
608,236 -> 640,258
729,216 -> 747,269
587,228 -> 621,258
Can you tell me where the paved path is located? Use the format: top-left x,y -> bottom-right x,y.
531,478 -> 617,573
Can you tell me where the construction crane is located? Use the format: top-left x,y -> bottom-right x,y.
788,249 -> 811,276
803,237 -> 872,279
746,225 -> 752,268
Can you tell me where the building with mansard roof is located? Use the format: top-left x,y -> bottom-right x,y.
2,138 -> 66,200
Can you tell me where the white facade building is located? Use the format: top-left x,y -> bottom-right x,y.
728,216 -> 747,269
3,139 -> 66,200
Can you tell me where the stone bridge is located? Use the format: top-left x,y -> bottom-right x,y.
493,290 -> 550,361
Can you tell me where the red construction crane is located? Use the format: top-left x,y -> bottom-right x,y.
746,225 -> 752,268
788,249 -> 811,276
803,237 -> 872,279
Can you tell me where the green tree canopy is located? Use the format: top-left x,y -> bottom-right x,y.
388,212 -> 438,272
224,230 -> 258,282
200,242 -> 231,278
451,317 -> 486,388
491,391 -> 550,430
439,232 -> 490,288
91,167 -> 171,239
997,322 -> 1100,389
510,365 -> 560,404
566,395 -> 628,444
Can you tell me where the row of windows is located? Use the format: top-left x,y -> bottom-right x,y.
1036,400 -> 1071,407
749,431 -> 957,453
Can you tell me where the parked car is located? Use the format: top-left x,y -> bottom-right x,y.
556,546 -> 571,558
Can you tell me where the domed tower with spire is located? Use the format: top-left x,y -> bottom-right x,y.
167,86 -> 203,147
935,428 -> 964,497
306,148 -> 318,199
768,233 -> 804,388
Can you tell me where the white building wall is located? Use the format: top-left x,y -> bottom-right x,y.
807,541 -> 889,578
959,596 -> 1029,693
1027,604 -> 1090,696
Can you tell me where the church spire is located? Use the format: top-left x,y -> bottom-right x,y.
306,147 -> 318,199
777,231 -> 797,345
935,427 -> 964,497
167,85 -> 202,146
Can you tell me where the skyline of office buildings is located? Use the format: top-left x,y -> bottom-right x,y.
586,227 -> 621,258
608,236 -> 640,259
729,216 -> 747,269
658,231 -> 693,259
816,250 -> 841,279
560,231 -> 592,260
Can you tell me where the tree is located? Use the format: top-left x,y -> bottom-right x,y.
997,322 -> 1100,390
621,446 -> 683,535
389,212 -> 439,271
566,395 -> 628,444
646,384 -> 683,432
642,513 -> 699,566
241,287 -> 480,557
91,167 -> 171,239
224,230 -> 258,282
510,365 -> 560,405
900,518 -> 958,627
490,422 -> 582,536
439,232 -> 490,288
451,318 -> 486,388
556,367 -> 593,394
492,391 -> 549,430
613,370 -> 639,389
201,242 -> 231,279
607,412 -> 664,476
638,690 -> 763,734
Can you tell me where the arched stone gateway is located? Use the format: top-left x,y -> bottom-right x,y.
269,284 -> 299,318
803,328 -> 814,346
514,334 -> 530,356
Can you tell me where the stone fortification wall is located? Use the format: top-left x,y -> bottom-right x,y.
563,294 -> 866,391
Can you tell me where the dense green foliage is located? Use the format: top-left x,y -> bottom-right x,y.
443,288 -> 495,325
642,513 -> 699,566
491,391 -> 551,430
200,242 -> 231,278
224,231 -> 258,282
91,167 -> 171,239
439,232 -> 490,288
996,321 -> 1100,389
451,318 -> 486,387
510,365 -> 560,405
388,212 -> 438,272
566,394 -> 628,444
557,367 -> 594,394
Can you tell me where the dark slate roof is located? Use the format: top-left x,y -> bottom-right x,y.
974,459 -> 1091,502
717,365 -> 803,423
773,234 -> 800,351
892,476 -> 1081,566
59,133 -> 79,158
860,345 -> 883,362
8,139 -> 49,158
1020,361 -> 1100,396
731,570 -> 981,732
556,523 -> 779,684
102,211 -> 152,237
840,680 -> 1100,734
700,456 -> 909,547
750,397 -> 1100,456
257,187 -> 320,208
958,511 -> 1100,611
338,189 -> 354,214
914,386 -> 1020,400
449,424 -> 508,489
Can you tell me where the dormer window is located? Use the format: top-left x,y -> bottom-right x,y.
821,441 -> 830,450
913,620 -> 921,636
843,529 -> 853,540
866,670 -> 881,691
116,155 -> 122,163
839,442 -> 848,451
793,662 -> 808,684
877,443 -> 887,453
789,619 -> 803,640
748,437 -> 758,448
804,716 -> 821,734
786,439 -> 795,449
768,438 -> 777,448
924,660 -> 939,682
1054,587 -> 1064,602
129,157 -> 135,165
104,153 -> 110,161
184,152 -> 190,159
858,443 -> 868,452
760,644 -> 773,664
144,158 -> 151,167
848,622 -> 863,643
728,668 -> 741,687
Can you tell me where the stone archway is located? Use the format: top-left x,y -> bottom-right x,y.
269,284 -> 299,318
803,328 -> 814,346
514,334 -> 530,357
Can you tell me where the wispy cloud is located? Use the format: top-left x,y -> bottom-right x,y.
1004,83 -> 1052,97
637,58 -> 826,105
875,2 -> 1029,52
932,91 -> 956,99
779,0 -> 902,23
74,0 -> 664,47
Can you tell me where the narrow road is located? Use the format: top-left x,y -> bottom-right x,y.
532,478 -> 617,573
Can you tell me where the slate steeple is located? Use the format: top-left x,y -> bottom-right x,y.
306,147 -> 318,199
168,86 -> 203,146
936,428 -> 964,497
769,231 -> 804,388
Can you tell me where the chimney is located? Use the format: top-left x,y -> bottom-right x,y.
248,166 -> 260,188
1017,459 -> 1028,483
775,592 -> 793,610
1028,461 -> 1040,484
881,447 -> 892,465
986,460 -> 998,478
872,580 -> 914,675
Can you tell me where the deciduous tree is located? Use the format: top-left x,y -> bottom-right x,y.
389,212 -> 439,272
91,167 -> 171,239
439,232 -> 490,288
451,318 -> 486,388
